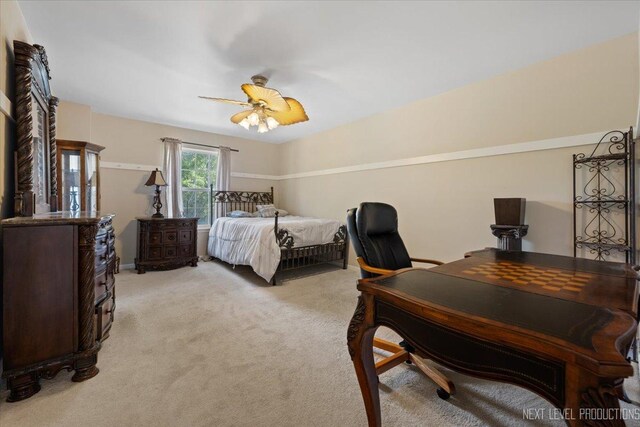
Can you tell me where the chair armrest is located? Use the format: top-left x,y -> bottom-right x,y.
410,257 -> 444,266
356,257 -> 395,276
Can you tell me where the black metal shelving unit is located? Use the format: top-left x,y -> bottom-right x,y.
573,127 -> 636,265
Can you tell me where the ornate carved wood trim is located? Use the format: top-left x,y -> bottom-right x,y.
49,96 -> 59,211
14,43 -> 34,215
13,40 -> 56,216
347,296 -> 367,358
78,224 -> 98,351
580,384 -> 623,427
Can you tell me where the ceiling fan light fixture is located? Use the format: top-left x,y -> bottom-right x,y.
247,112 -> 260,126
266,117 -> 279,130
239,118 -> 251,130
200,74 -> 308,134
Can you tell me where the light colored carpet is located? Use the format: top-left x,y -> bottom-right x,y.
1,261 -> 638,427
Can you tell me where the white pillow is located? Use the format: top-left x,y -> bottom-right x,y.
227,210 -> 255,218
256,204 -> 277,218
276,209 -> 289,217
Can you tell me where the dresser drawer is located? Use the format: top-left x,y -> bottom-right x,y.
164,231 -> 178,245
95,245 -> 109,269
95,293 -> 114,342
149,231 -> 162,245
106,260 -> 116,290
179,228 -> 193,243
179,244 -> 194,257
95,233 -> 109,249
95,269 -> 108,303
147,245 -> 163,260
164,245 -> 178,258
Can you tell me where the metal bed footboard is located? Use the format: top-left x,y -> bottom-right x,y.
211,186 -> 349,285
274,211 -> 348,285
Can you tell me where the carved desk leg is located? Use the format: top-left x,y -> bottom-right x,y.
347,294 -> 381,427
564,365 -> 626,427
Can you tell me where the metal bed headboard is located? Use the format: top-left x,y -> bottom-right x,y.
211,186 -> 274,219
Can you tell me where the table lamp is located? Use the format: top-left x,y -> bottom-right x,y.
145,168 -> 168,218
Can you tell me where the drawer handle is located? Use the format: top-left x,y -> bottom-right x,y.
99,253 -> 108,261
98,280 -> 107,287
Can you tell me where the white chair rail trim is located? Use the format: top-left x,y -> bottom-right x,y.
100,130 -> 613,180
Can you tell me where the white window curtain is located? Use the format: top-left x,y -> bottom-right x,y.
215,146 -> 231,219
216,146 -> 231,192
162,137 -> 183,218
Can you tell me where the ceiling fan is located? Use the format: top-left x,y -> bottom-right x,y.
199,75 -> 309,134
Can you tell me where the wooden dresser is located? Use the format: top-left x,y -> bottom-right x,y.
135,217 -> 198,274
2,212 -> 116,402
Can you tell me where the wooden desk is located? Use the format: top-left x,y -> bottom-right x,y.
347,249 -> 639,427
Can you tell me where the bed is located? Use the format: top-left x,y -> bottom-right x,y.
207,187 -> 348,284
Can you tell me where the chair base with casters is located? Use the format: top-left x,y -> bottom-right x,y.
357,256 -> 456,400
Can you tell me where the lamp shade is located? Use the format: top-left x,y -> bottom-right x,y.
64,169 -> 80,187
145,168 -> 167,186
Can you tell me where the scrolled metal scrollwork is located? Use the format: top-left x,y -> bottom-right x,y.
333,225 -> 347,244
213,190 -> 273,204
573,128 -> 634,263
276,228 -> 294,249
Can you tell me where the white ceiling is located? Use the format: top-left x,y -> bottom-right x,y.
18,1 -> 640,144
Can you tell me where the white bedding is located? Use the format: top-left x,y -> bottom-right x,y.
207,216 -> 343,282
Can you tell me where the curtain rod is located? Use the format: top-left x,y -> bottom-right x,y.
161,138 -> 239,152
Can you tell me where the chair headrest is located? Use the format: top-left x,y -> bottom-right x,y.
346,207 -> 365,258
357,202 -> 398,235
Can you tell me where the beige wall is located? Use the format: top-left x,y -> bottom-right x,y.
57,104 -> 280,264
26,28 -> 640,268
277,33 -> 639,264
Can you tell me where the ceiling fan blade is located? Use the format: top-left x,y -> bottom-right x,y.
264,97 -> 308,126
241,84 -> 290,112
230,109 -> 254,124
199,96 -> 252,107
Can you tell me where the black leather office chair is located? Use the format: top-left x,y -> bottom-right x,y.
347,202 -> 455,399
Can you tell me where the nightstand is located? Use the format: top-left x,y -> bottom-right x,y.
135,217 -> 199,274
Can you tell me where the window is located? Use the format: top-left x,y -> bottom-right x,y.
181,149 -> 217,226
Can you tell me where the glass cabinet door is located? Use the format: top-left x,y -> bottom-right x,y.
56,140 -> 104,213
86,152 -> 98,212
60,149 -> 81,213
